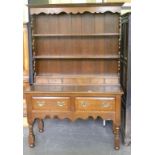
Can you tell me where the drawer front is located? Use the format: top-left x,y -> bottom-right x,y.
32,97 -> 70,111
75,97 -> 115,111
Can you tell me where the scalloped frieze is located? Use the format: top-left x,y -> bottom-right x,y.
32,112 -> 115,122
30,6 -> 121,15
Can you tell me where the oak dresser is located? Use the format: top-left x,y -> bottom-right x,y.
25,3 -> 124,150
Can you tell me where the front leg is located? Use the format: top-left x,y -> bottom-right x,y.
38,119 -> 44,133
112,122 -> 116,134
28,123 -> 35,148
114,126 -> 120,150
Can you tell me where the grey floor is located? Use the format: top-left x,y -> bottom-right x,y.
23,118 -> 131,155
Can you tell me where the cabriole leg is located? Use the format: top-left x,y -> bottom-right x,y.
38,119 -> 44,133
112,122 -> 116,134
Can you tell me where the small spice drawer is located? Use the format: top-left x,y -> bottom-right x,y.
75,97 -> 115,111
32,97 -> 71,111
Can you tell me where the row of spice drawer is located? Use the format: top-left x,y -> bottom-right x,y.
31,96 -> 116,112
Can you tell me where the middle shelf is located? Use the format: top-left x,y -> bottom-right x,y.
33,55 -> 120,60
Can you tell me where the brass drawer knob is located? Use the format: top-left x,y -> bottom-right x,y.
57,101 -> 65,107
101,103 -> 111,108
37,101 -> 45,107
80,101 -> 88,107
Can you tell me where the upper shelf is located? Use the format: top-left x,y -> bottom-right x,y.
29,3 -> 123,15
32,33 -> 120,37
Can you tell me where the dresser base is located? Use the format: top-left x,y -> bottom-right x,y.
25,85 -> 123,150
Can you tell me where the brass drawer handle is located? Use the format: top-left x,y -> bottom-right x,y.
80,101 -> 88,107
101,103 -> 111,108
57,101 -> 65,107
37,101 -> 45,107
